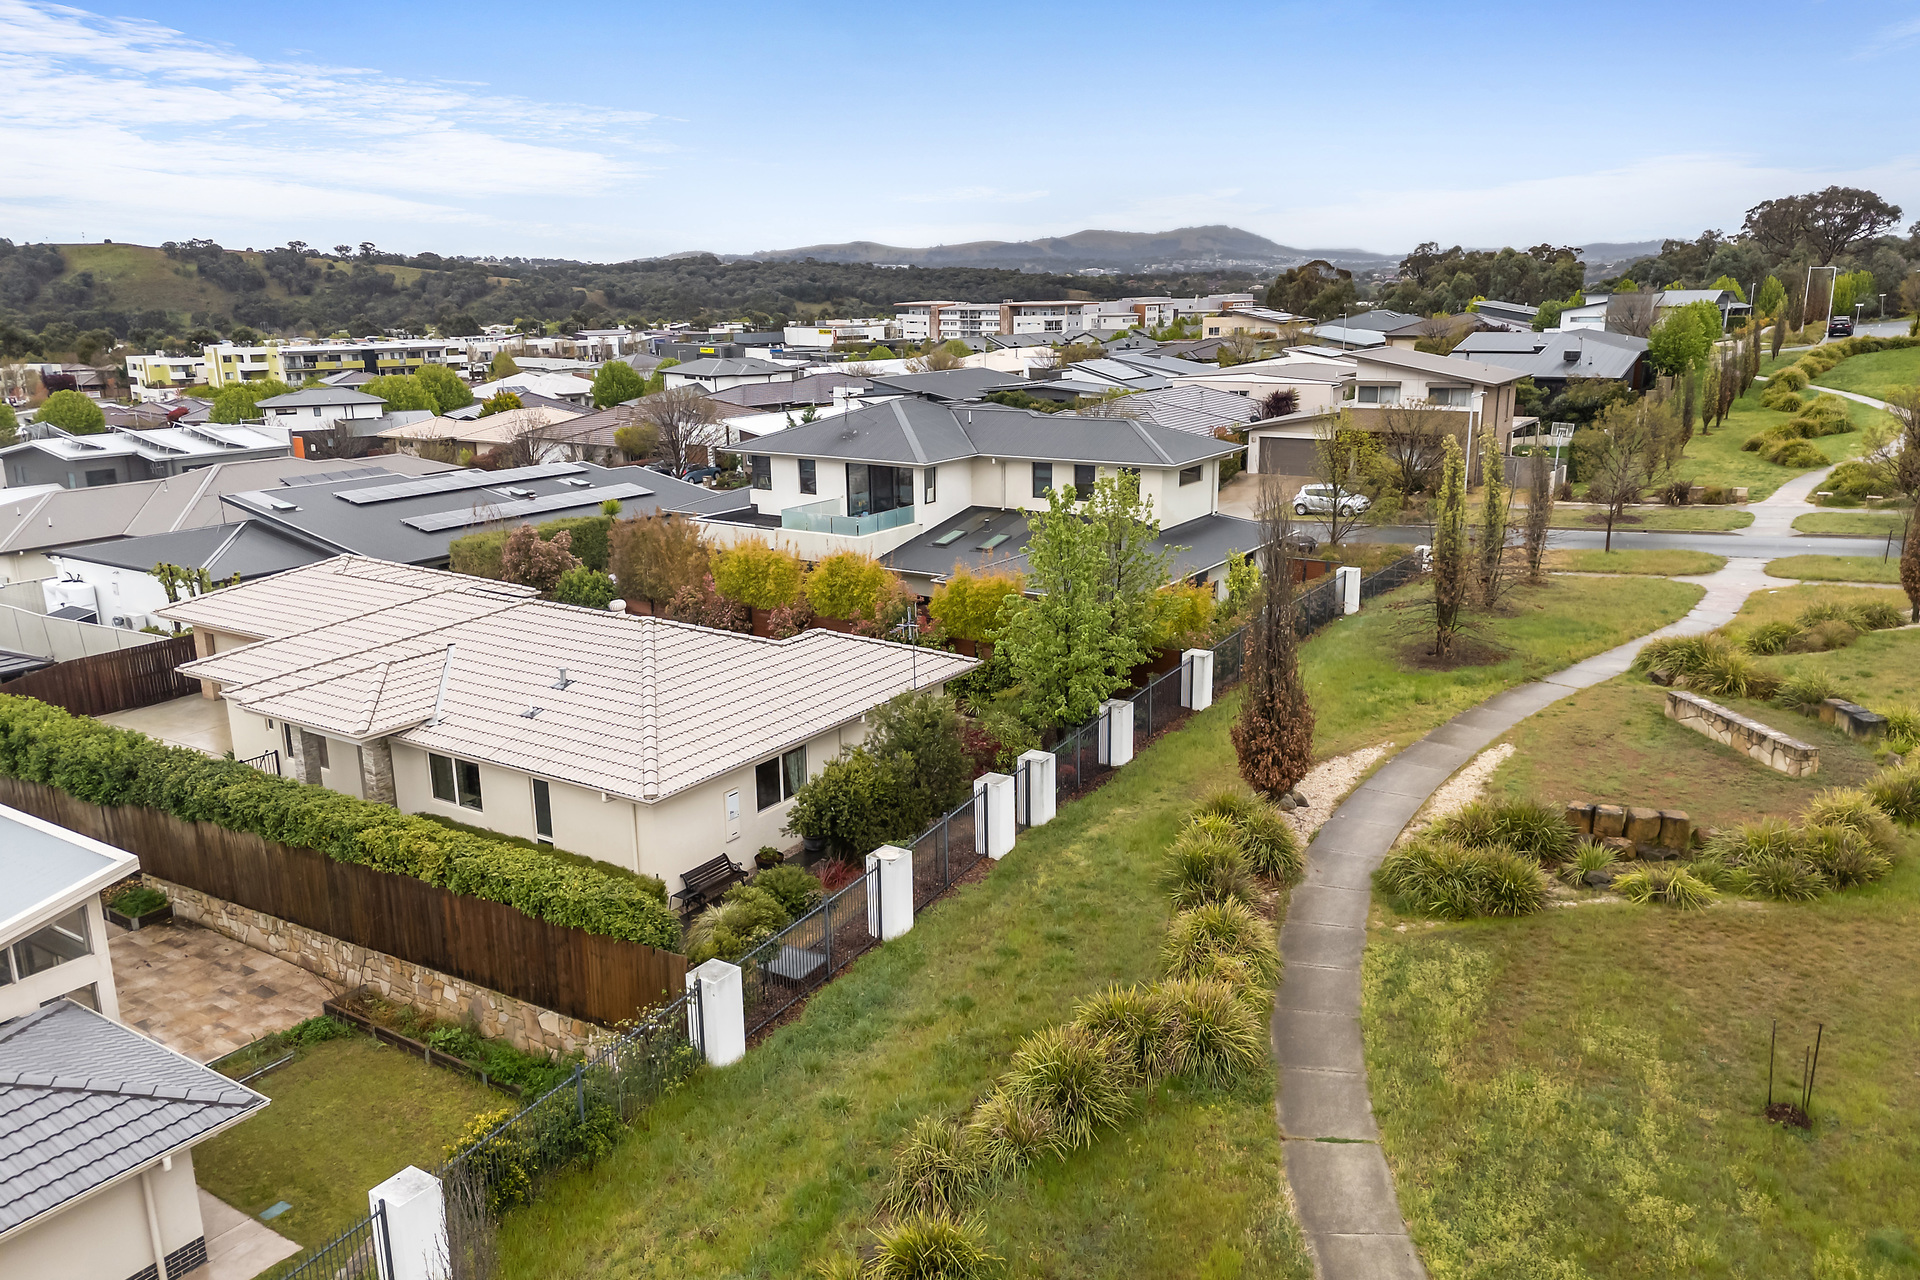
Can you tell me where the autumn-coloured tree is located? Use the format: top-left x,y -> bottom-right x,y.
500,524 -> 580,594
1231,485 -> 1315,798
609,513 -> 710,610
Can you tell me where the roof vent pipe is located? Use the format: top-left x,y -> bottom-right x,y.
428,643 -> 456,725
552,667 -> 572,689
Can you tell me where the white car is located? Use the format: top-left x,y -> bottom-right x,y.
1293,483 -> 1371,517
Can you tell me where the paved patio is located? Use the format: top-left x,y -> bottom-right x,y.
194,1188 -> 302,1280
100,693 -> 234,757
110,919 -> 338,1063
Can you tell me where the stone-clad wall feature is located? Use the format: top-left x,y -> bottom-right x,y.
1664,690 -> 1820,777
152,877 -> 604,1056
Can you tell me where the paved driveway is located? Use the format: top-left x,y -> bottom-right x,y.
110,919 -> 338,1063
100,693 -> 234,757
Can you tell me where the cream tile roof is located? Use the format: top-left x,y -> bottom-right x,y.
158,555 -> 537,641
377,406 -> 580,445
172,556 -> 976,804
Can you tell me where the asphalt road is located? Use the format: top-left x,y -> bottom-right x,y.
1294,521 -> 1899,562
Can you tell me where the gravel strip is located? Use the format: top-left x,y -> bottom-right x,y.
1400,742 -> 1516,842
1284,743 -> 1392,844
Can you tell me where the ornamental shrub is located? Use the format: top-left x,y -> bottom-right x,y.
867,1214 -> 999,1280
1865,759 -> 1920,827
1614,864 -> 1717,909
1000,1024 -> 1135,1151
0,694 -> 680,949
882,1116 -> 985,1217
1429,798 -> 1576,865
1162,815 -> 1256,908
752,863 -> 824,917
1770,366 -> 1810,391
552,565 -> 616,610
682,884 -> 790,964
712,543 -> 804,609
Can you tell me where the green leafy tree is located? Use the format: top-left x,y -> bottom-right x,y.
864,689 -> 972,833
479,391 -> 522,417
552,564 -> 616,609
209,378 -> 294,424
1430,435 -> 1468,657
360,374 -> 438,413
613,422 -> 658,460
783,747 -> 900,857
1708,275 -> 1747,302
1647,301 -> 1717,374
591,360 -> 645,408
490,351 -> 520,379
0,401 -> 18,447
39,389 -> 107,435
1756,275 -> 1787,318
414,364 -> 474,414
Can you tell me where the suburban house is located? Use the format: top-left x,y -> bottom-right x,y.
0,1000 -> 270,1280
159,556 -> 976,891
659,357 -> 803,393
0,803 -> 139,1022
0,455 -> 454,587
1557,289 -> 1749,334
1307,309 -> 1422,350
469,371 -> 597,407
253,387 -> 389,433
1116,385 -> 1262,437
377,405 -> 583,459
1200,306 -> 1304,337
0,423 -> 289,490
1170,356 -> 1354,410
1452,329 -> 1651,392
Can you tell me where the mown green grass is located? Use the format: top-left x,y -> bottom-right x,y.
1793,510 -> 1911,536
1673,382 -> 1891,500
1808,345 -> 1920,402
1545,548 -> 1726,576
1728,582 -> 1912,633
195,1035 -> 496,1249
1301,576 -> 1703,757
1548,505 -> 1753,531
1766,555 -> 1903,584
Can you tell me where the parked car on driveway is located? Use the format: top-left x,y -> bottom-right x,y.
1293,483 -> 1371,517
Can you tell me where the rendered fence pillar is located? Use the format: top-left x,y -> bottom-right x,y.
1098,699 -> 1135,767
866,844 -> 913,941
973,772 -> 1016,859
1415,544 -> 1433,572
1015,750 -> 1056,827
1334,566 -> 1362,615
685,959 -> 745,1067
369,1166 -> 447,1280
1180,649 -> 1214,711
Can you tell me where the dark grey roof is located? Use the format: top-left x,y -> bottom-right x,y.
708,372 -> 872,410
1333,309 -> 1423,333
884,506 -> 1264,584
745,401 -> 1238,468
1452,329 -> 1647,381
0,1002 -> 267,1236
667,357 -> 792,378
865,368 -> 1011,402
1123,386 -> 1260,436
58,520 -> 328,579
219,461 -> 746,567
256,388 -> 386,408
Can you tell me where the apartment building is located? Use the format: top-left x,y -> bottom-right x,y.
898,296 -> 1208,342
199,339 -> 463,390
123,352 -> 209,400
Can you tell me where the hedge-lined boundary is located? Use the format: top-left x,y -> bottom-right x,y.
0,694 -> 680,950
449,514 -> 613,580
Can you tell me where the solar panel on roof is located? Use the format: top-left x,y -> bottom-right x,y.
334,462 -> 588,505
401,484 -> 654,534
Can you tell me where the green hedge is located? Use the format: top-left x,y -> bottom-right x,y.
0,694 -> 680,950
448,515 -> 614,580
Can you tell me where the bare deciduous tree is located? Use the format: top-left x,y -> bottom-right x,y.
1607,292 -> 1657,339
1376,404 -> 1451,496
1476,426 -> 1515,606
1524,448 -> 1554,583
637,388 -> 724,474
1579,398 -> 1666,553
1309,409 -> 1376,547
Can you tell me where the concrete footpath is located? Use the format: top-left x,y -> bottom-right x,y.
1270,560 -> 1764,1278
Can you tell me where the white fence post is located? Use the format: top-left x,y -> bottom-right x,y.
368,1166 -> 446,1280
1016,749 -> 1056,827
866,844 -> 913,940
973,772 -> 1016,859
1415,544 -> 1433,572
1098,698 -> 1135,767
1334,566 -> 1361,615
1180,649 -> 1214,711
684,959 -> 745,1067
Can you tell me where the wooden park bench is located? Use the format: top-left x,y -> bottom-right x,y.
674,853 -> 748,913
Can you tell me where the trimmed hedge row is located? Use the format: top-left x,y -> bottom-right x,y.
0,694 -> 680,950
449,515 -> 614,580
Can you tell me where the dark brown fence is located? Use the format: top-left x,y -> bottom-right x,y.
0,777 -> 684,1028
2,633 -> 199,716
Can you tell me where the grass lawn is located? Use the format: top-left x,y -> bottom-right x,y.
1544,548 -> 1726,576
1673,384 -> 1890,500
195,1035 -> 497,1250
1549,505 -> 1753,532
1301,576 -> 1703,758
1808,344 -> 1920,402
1792,510 -> 1911,536
1322,540 -> 1420,572
1766,555 -> 1903,584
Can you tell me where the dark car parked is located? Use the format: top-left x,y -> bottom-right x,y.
1828,316 -> 1854,338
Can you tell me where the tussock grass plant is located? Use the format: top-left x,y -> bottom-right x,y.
1072,985 -> 1174,1080
1430,798 -> 1576,864
1740,620 -> 1798,655
1881,703 -> 1920,747
1796,601 -> 1852,626
1685,855 -> 1739,890
1739,856 -> 1829,901
1849,599 -> 1906,631
1697,646 -> 1780,698
1633,633 -> 1723,679
1189,790 -> 1302,882
1558,841 -> 1619,887
1614,864 -> 1718,910
1784,619 -> 1859,653
866,1214 -> 999,1280
962,1089 -> 1063,1180
1776,671 -> 1844,715
1161,900 -> 1281,987
1001,1025 -> 1136,1152
1866,760 -> 1920,827
1704,818 -> 1800,866
1161,819 -> 1256,908
1801,788 -> 1899,852
1795,823 -> 1892,889
881,1117 -> 983,1218
1156,978 -> 1267,1085
1378,838 -> 1548,919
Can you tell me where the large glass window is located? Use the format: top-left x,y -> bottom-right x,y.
755,745 -> 806,811
751,455 -> 771,490
13,906 -> 91,980
799,459 -> 817,494
430,753 -> 483,810
533,778 -> 553,844
1031,462 -> 1053,498
1073,463 -> 1096,492
846,464 -> 914,516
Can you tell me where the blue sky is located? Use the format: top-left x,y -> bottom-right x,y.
4,0 -> 1919,262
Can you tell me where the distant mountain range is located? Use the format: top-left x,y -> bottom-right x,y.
713,225 -> 1404,274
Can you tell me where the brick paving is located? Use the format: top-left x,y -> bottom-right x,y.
109,919 -> 339,1063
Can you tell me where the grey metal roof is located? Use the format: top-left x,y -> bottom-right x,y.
667,357 -> 792,377
256,388 -> 387,408
744,401 -> 1238,468
707,372 -> 872,409
1350,346 -> 1528,386
0,1002 -> 267,1237
56,520 -> 328,580
1451,329 -> 1647,381
864,368 -> 1011,402
1329,309 -> 1422,333
1122,386 -> 1260,436
884,506 -> 1264,584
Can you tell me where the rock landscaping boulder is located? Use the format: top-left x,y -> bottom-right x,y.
1625,807 -> 1664,846
1593,805 -> 1627,839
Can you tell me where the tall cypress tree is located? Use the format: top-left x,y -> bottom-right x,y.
1232,489 -> 1315,798
1476,426 -> 1508,606
1431,435 -> 1468,658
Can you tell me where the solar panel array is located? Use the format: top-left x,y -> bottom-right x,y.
401,483 -> 654,533
334,462 -> 588,506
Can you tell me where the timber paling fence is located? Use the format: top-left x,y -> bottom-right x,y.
1,631 -> 197,716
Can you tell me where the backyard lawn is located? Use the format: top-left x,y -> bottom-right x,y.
196,1034 -> 498,1251
1544,548 -> 1725,576
488,574 -> 1696,1279
1792,510 -> 1910,537
1368,583 -> 1920,1277
1767,554 -> 1903,584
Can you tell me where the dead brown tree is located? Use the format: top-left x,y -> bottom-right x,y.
1231,483 -> 1315,798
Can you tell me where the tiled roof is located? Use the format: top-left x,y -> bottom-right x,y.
168,557 -> 976,802
158,555 -> 537,641
0,1002 -> 267,1237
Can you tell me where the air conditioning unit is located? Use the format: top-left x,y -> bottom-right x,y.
112,615 -> 133,629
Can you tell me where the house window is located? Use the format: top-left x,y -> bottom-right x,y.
799,459 -> 817,494
751,455 -> 771,489
1031,462 -> 1053,498
11,906 -> 91,980
533,778 -> 553,844
923,465 -> 937,503
755,745 -> 806,811
1428,386 -> 1471,407
282,723 -> 295,759
1356,384 -> 1401,405
846,464 -> 913,516
1073,463 -> 1096,492
430,753 -> 483,810
85,469 -> 117,487
1179,464 -> 1202,486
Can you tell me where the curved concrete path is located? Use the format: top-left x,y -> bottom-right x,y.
1271,561 -> 1766,1279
